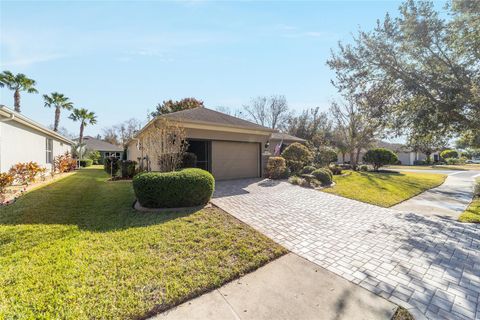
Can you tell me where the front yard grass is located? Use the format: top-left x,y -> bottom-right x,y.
386,164 -> 480,171
323,170 -> 446,207
0,166 -> 286,319
458,179 -> 480,223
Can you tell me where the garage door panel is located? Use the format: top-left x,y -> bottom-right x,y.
212,141 -> 259,180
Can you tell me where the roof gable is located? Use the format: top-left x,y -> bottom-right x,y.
161,107 -> 273,132
82,136 -> 123,152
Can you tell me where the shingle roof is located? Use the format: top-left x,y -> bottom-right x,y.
270,132 -> 306,142
161,107 -> 273,132
82,136 -> 123,152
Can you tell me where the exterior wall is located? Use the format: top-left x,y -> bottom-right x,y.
127,127 -> 270,174
0,120 -> 72,173
397,152 -> 412,165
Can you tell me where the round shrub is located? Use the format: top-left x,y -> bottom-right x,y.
440,149 -> 458,160
363,148 -> 398,171
359,165 -> 369,172
300,165 -> 316,175
281,143 -> 313,172
314,147 -> 338,167
311,168 -> 332,186
267,156 -> 288,179
79,159 -> 93,167
133,168 -> 214,208
329,164 -> 342,175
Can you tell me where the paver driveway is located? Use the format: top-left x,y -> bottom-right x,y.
212,179 -> 480,320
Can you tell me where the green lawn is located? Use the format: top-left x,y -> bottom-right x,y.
386,164 -> 480,171
323,170 -> 447,207
459,179 -> 480,223
0,167 -> 286,319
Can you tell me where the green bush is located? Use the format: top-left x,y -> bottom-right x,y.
413,160 -> 426,165
121,160 -> 137,178
329,165 -> 342,175
359,165 -> 369,172
182,152 -> 197,168
281,143 -> 313,172
445,157 -> 466,165
104,158 -> 120,176
286,160 -> 304,174
363,148 -> 398,171
267,157 -> 289,179
87,150 -> 101,165
133,168 -> 215,208
300,165 -> 316,175
440,149 -> 458,160
79,159 -> 93,167
311,169 -> 332,186
314,147 -> 338,167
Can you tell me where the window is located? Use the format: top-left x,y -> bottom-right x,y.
46,138 -> 53,163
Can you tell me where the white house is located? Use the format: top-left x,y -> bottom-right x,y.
0,105 -> 74,173
339,140 -> 441,165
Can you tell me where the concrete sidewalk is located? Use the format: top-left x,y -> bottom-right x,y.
392,171 -> 480,219
154,254 -> 397,320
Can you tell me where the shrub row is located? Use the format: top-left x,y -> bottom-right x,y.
133,168 -> 214,208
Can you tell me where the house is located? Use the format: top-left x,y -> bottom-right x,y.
339,140 -> 441,165
127,107 -> 277,180
81,136 -> 124,164
0,105 -> 73,172
267,132 -> 307,156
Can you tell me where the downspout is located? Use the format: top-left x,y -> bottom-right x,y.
0,113 -> 15,172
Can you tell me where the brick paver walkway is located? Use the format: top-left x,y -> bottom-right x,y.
212,179 -> 480,320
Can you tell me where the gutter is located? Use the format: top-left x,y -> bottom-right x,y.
0,105 -> 74,145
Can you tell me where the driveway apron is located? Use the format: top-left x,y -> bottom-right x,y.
212,179 -> 480,320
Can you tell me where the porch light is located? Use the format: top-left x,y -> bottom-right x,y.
265,141 -> 270,149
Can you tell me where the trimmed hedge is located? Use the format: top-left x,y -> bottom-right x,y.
79,159 -> 93,167
133,168 -> 215,208
267,157 -> 289,179
121,160 -> 137,178
312,168 -> 332,186
300,165 -> 316,175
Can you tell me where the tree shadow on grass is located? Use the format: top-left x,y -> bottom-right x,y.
0,169 -> 200,232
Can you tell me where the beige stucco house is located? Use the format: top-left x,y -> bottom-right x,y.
127,107 -> 278,180
0,105 -> 74,173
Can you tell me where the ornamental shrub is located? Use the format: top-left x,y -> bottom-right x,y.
79,159 -> 93,167
329,164 -> 342,175
440,149 -> 458,160
87,150 -> 101,164
104,157 -> 120,176
54,152 -> 76,173
300,165 -> 316,175
363,148 -> 398,171
0,172 -> 14,201
9,162 -> 41,185
121,160 -> 137,178
314,147 -> 338,167
311,168 -> 333,186
267,157 -> 288,179
281,143 -> 313,172
359,165 -> 369,172
133,168 -> 215,208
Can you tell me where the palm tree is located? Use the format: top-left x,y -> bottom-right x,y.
69,108 -> 97,145
43,92 -> 74,132
0,71 -> 38,112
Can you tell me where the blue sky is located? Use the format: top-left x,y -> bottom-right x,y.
0,0 -> 412,137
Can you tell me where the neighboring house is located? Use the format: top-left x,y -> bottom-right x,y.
0,105 -> 73,173
127,107 -> 276,180
339,140 -> 441,165
267,132 -> 307,156
81,136 -> 124,164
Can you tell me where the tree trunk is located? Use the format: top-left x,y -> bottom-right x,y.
14,89 -> 20,112
342,152 -> 345,163
349,150 -> 356,168
355,148 -> 361,166
54,107 -> 61,132
79,122 -> 85,145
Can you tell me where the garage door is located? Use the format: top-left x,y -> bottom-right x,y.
212,141 -> 260,180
